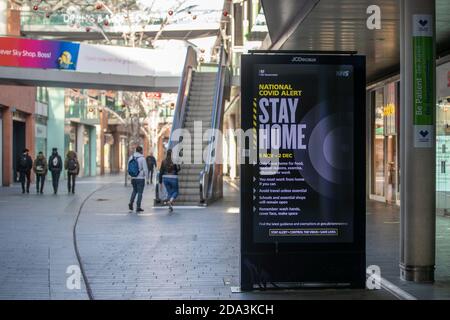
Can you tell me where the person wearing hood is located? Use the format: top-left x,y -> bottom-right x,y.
33,151 -> 48,194
64,150 -> 80,194
48,147 -> 63,194
128,146 -> 148,213
16,148 -> 33,194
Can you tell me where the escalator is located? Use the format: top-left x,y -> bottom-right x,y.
155,46 -> 230,206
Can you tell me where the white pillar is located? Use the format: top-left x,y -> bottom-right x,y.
76,124 -> 85,177
228,115 -> 237,180
400,0 -> 436,282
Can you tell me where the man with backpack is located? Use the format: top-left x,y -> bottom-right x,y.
64,150 -> 80,194
16,148 -> 33,194
128,146 -> 148,213
48,147 -> 63,194
33,151 -> 48,194
145,152 -> 157,185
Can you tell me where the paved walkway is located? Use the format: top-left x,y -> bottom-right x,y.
0,174 -> 449,299
0,174 -> 121,299
367,201 -> 450,299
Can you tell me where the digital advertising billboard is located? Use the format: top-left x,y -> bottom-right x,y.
0,37 -> 80,70
240,52 -> 366,290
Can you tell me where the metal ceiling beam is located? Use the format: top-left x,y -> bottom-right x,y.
0,66 -> 180,92
262,0 -> 321,50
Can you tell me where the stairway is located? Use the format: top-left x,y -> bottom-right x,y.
176,71 -> 217,205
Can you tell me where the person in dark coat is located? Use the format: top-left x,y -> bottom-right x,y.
146,152 -> 157,185
64,150 -> 80,194
16,148 -> 33,194
48,148 -> 63,194
159,149 -> 180,212
33,151 -> 48,194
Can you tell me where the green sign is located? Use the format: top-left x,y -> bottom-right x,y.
413,14 -> 434,148
413,14 -> 434,126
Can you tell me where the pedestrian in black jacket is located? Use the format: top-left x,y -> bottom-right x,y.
146,153 -> 157,185
48,148 -> 63,194
16,148 -> 33,194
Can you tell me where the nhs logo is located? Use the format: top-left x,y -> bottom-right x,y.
413,14 -> 433,37
336,70 -> 351,78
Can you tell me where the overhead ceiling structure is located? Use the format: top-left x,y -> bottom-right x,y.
20,24 -> 220,42
0,64 -> 181,91
10,0 -> 225,44
261,0 -> 450,83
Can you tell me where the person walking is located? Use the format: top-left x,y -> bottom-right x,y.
145,152 -> 157,185
33,151 -> 48,194
128,146 -> 148,213
65,150 -> 80,194
48,148 -> 63,194
159,149 -> 180,212
16,148 -> 33,194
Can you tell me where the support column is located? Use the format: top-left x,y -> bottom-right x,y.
99,108 -> 108,176
112,129 -> 121,173
89,126 -> 97,176
25,114 -> 35,159
25,113 -> 35,183
1,1 -> 10,186
400,0 -> 436,282
76,124 -> 84,177
229,114 -> 237,180
2,108 -> 12,186
143,134 -> 149,157
47,88 -> 65,177
223,121 -> 229,176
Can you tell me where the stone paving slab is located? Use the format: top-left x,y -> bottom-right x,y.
366,201 -> 450,299
0,175 -> 120,300
2,174 -> 449,300
75,181 -> 394,300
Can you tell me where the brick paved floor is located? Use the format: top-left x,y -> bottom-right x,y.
367,201 -> 450,299
0,175 -> 122,299
76,180 -> 391,300
1,174 -> 449,299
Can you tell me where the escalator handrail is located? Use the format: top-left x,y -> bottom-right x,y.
201,46 -> 228,202
156,46 -> 197,203
168,46 -> 198,150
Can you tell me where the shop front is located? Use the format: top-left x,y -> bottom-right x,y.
64,122 -> 77,155
35,122 -> 47,156
369,80 -> 400,205
436,60 -> 450,215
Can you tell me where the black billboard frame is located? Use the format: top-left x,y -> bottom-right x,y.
240,52 -> 366,290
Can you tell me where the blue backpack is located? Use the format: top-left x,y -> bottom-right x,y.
128,156 -> 140,177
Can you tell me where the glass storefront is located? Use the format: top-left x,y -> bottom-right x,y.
372,88 -> 385,198
436,61 -> 450,215
64,122 -> 77,154
370,58 -> 450,212
35,121 -> 47,156
66,89 -> 100,121
370,81 -> 400,204
83,128 -> 91,177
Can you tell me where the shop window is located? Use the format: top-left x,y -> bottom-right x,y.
372,88 -> 385,197
371,82 -> 399,203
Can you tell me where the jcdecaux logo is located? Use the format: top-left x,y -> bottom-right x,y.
291,57 -> 317,63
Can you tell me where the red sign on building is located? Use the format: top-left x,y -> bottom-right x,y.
145,92 -> 162,99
